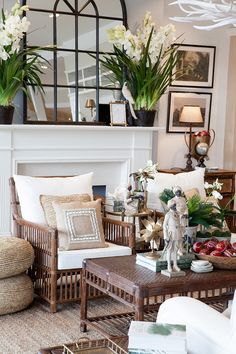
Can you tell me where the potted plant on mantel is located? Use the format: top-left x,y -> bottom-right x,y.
0,1 -> 49,124
99,12 -> 180,126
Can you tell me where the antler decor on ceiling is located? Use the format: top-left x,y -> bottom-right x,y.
169,0 -> 236,30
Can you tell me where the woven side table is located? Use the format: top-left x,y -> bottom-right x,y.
0,236 -> 34,315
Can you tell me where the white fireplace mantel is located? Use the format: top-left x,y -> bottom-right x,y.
0,124 -> 161,235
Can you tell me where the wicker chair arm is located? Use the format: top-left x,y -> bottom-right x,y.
102,217 -> 136,254
13,216 -> 58,269
13,215 -> 55,234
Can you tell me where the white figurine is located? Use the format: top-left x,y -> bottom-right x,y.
170,186 -> 188,255
162,200 -> 185,276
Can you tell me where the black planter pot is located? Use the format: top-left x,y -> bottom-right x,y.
0,105 -> 14,124
133,110 -> 156,127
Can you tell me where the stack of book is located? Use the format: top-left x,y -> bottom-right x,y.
128,321 -> 187,354
136,253 -> 193,272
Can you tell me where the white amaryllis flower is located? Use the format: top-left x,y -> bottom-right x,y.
212,190 -> 223,200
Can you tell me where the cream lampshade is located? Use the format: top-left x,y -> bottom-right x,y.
179,105 -> 203,170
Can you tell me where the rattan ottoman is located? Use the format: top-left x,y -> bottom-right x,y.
0,236 -> 34,315
0,236 -> 34,278
0,274 -> 33,315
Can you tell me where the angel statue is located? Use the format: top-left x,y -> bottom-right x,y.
139,216 -> 163,259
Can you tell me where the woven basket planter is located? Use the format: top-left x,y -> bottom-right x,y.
0,237 -> 34,279
0,274 -> 33,315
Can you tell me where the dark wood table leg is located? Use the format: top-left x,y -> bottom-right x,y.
80,261 -> 88,333
134,288 -> 144,321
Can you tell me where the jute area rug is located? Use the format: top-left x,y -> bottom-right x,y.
0,296 -> 130,354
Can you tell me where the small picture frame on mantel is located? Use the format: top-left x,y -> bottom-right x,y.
110,102 -> 127,126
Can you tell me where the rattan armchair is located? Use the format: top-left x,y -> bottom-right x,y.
9,177 -> 136,313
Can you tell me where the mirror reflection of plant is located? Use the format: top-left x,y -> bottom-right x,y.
0,1 -> 50,107
99,12 -> 181,111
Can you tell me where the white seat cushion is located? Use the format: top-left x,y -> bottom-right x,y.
147,168 -> 206,212
58,242 -> 132,270
13,173 -> 93,225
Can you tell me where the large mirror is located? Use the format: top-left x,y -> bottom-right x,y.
23,0 -> 127,124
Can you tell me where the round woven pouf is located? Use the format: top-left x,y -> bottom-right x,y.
0,237 -> 34,279
0,274 -> 33,315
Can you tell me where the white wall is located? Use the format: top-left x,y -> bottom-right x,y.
126,0 -> 231,169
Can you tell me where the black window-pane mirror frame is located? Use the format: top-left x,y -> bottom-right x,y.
22,0 -> 127,124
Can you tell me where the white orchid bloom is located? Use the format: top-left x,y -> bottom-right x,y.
0,31 -> 11,47
212,190 -> 223,200
204,182 -> 213,189
0,49 -> 9,60
213,178 -> 223,191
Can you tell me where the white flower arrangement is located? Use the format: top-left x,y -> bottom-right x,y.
107,12 -> 176,65
131,160 -> 158,191
100,12 -> 180,111
108,185 -> 129,201
204,179 -> 223,200
0,1 -> 49,107
0,2 -> 30,61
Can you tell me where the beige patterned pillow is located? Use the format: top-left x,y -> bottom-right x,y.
184,188 -> 200,200
52,199 -> 108,251
40,194 -> 91,228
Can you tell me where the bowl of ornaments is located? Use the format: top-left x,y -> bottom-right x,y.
192,238 -> 236,269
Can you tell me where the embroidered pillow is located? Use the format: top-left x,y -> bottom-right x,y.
52,199 -> 108,251
40,194 -> 91,228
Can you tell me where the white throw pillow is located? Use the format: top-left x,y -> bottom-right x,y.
13,173 -> 93,225
147,168 -> 206,212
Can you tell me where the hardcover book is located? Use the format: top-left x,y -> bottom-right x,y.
136,253 -> 192,272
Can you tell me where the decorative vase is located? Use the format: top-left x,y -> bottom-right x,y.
183,225 -> 198,252
0,105 -> 14,124
133,110 -> 156,127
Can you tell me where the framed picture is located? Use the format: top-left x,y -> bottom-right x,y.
166,91 -> 212,133
110,102 -> 127,126
171,44 -> 216,88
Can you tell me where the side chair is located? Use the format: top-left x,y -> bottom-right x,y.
9,177 -> 136,313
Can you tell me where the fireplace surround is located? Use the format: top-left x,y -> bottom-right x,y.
0,125 -> 159,235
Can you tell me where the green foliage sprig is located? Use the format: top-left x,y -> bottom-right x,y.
159,188 -> 223,228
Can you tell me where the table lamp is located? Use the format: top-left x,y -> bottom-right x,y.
179,105 -> 203,170
85,99 -> 96,118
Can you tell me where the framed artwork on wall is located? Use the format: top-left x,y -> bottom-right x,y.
110,102 -> 127,126
171,44 -> 216,88
166,91 -> 212,133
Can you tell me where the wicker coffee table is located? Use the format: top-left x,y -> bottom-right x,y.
80,255 -> 236,337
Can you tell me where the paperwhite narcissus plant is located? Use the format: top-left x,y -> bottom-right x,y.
100,12 -> 181,111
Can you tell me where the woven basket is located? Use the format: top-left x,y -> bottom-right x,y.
0,274 -> 33,315
0,237 -> 34,279
195,253 -> 236,270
